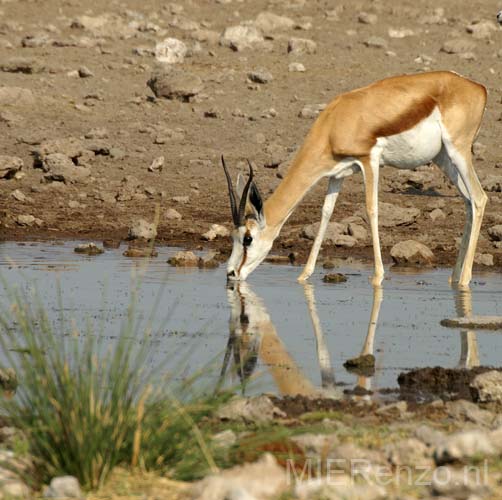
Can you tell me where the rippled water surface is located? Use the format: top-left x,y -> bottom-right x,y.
1,241 -> 502,399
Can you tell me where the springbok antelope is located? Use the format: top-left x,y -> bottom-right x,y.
222,71 -> 487,287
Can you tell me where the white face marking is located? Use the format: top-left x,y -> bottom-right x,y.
226,224 -> 273,281
379,107 -> 443,169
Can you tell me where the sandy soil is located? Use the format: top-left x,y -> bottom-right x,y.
1,0 -> 502,270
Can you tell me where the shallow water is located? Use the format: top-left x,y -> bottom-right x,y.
1,241 -> 502,399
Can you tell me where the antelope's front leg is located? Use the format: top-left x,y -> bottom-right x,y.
298,177 -> 344,282
363,159 -> 384,287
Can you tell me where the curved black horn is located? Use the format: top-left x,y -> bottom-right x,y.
238,161 -> 254,225
221,155 -> 239,226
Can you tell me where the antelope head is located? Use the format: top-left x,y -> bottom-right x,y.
221,156 -> 272,281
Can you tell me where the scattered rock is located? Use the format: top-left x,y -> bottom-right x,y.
220,25 -> 265,51
198,251 -> 220,269
471,371 -> 502,403
431,466 -> 491,499
0,86 -> 35,106
323,273 -> 348,284
358,12 -> 378,24
191,454 -> 287,500
467,20 -> 497,39
128,219 -> 157,241
357,202 -> 420,227
388,28 -> 414,38
482,175 -> 502,192
434,429 -> 498,464
165,208 -> 182,220
390,240 -> 435,266
44,475 -> 82,498
0,156 -> 23,179
254,12 -> 294,33
11,189 -> 27,202
364,36 -> 388,49
247,69 -> 273,84
429,208 -> 446,221
216,395 -> 286,423
441,38 -> 476,54
78,66 -> 93,78
474,253 -> 494,266
445,400 -> 498,428
287,37 -> 317,54
16,215 -> 43,226
147,67 -> 203,102
211,429 -> 237,448
172,195 -> 189,204
168,250 -> 199,267
41,154 -> 91,184
148,156 -> 164,172
298,103 -> 325,118
488,225 -> 502,241
155,38 -> 187,64
295,478 -> 385,500
202,224 -> 229,241
386,438 -> 433,467
288,62 -> 306,72
74,243 -> 104,255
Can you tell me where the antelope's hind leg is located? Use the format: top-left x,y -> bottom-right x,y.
361,155 -> 384,287
298,177 -> 344,282
434,144 -> 487,288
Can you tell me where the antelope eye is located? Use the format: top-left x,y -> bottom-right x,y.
243,235 -> 253,247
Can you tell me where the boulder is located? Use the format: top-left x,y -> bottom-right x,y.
216,395 -> 286,423
390,240 -> 434,266
44,475 -> 82,498
0,156 -> 23,179
434,430 -> 497,464
287,37 -> 317,54
128,219 -> 157,241
168,250 -> 199,267
0,86 -> 35,106
254,12 -> 294,33
147,68 -> 203,102
470,371 -> 502,403
191,454 -> 287,500
441,38 -> 476,54
220,25 -> 264,51
487,225 -> 502,241
155,38 -> 187,64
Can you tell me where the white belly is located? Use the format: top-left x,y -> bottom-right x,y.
379,107 -> 443,169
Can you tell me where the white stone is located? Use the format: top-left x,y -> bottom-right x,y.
155,38 -> 187,64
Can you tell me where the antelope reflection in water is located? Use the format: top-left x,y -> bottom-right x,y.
218,280 -> 481,397
219,281 -> 384,398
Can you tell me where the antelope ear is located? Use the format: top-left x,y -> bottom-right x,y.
236,173 -> 246,200
249,182 -> 265,227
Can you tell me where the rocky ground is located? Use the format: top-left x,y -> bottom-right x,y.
1,0 -> 502,270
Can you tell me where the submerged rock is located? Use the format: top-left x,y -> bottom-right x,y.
74,243 -> 104,255
123,244 -> 158,258
323,273 -> 347,284
440,316 -> 502,330
343,354 -> 375,376
168,250 -> 199,267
